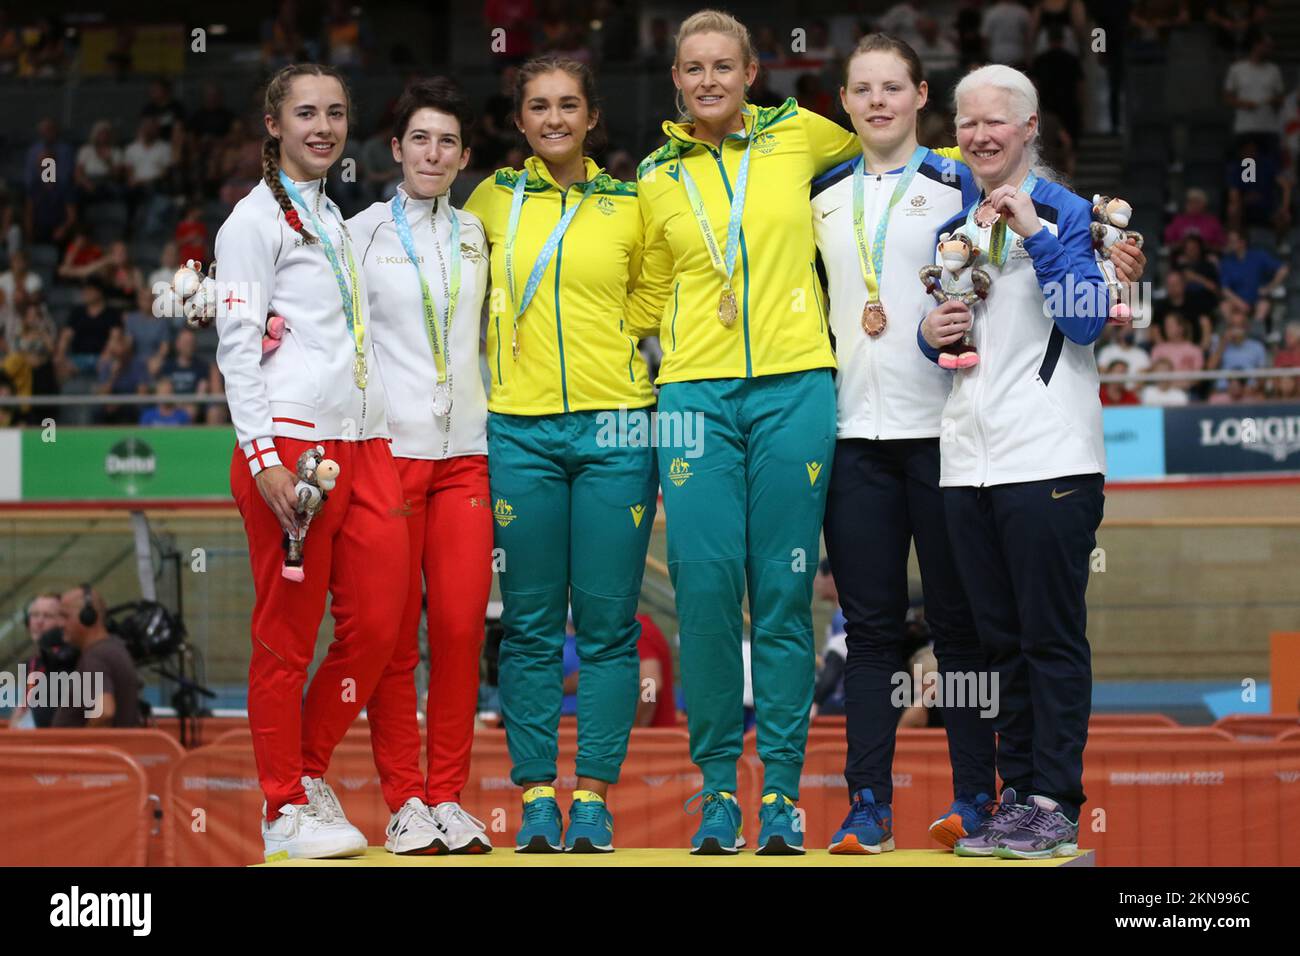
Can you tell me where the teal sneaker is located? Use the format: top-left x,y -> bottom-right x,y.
515,786 -> 562,853
685,789 -> 744,855
565,790 -> 615,853
756,792 -> 806,855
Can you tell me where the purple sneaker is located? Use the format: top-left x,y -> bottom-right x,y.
953,788 -> 1032,858
993,795 -> 1080,859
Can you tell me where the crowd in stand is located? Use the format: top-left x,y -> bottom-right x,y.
0,1 -> 1297,428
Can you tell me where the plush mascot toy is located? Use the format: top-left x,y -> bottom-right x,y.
1090,195 -> 1144,323
282,445 -> 340,582
919,230 -> 992,369
166,260 -> 286,353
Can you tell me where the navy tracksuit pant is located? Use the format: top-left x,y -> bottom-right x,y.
823,438 -> 996,805
942,473 -> 1105,821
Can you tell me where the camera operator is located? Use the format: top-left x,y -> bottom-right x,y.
7,593 -> 62,728
50,585 -> 142,728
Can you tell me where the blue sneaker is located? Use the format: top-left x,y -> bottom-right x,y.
954,788 -> 1032,857
756,792 -> 805,855
515,786 -> 562,853
685,789 -> 744,855
564,790 -> 614,853
929,792 -> 996,850
829,787 -> 894,854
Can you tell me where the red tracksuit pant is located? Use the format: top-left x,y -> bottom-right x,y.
366,454 -> 493,810
231,436 -> 408,816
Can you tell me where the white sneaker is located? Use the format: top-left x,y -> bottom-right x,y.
302,775 -> 368,850
262,801 -> 368,861
429,801 -> 493,854
385,797 -> 449,855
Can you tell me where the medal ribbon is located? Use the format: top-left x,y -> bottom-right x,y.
279,172 -> 365,372
852,146 -> 928,302
679,110 -> 754,298
391,193 -> 460,385
967,170 -> 1040,267
504,169 -> 597,345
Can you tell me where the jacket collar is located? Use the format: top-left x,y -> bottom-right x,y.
663,104 -> 756,151
524,154 -> 603,190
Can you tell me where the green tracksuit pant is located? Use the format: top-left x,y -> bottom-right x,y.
488,409 -> 658,785
656,369 -> 836,799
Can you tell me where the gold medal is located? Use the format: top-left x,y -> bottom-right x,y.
861,301 -> 887,336
973,199 -> 1000,229
718,288 -> 738,328
353,354 -> 367,390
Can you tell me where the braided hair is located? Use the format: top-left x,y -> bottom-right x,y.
261,63 -> 353,244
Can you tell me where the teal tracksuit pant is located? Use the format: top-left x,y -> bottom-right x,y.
488,410 -> 659,785
656,369 -> 836,799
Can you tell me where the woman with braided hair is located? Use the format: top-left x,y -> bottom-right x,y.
214,62 -> 412,861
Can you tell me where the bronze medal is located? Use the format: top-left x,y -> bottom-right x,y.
861,301 -> 887,336
973,199 -> 1000,229
718,288 -> 739,328
353,354 -> 368,390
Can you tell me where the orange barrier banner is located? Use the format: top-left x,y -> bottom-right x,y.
0,745 -> 149,866
1271,633 -> 1300,715
166,732 -> 740,866
0,729 -> 185,865
1213,713 -> 1300,740
1088,714 -> 1178,728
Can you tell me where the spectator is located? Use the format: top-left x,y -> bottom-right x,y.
1218,228 -> 1288,326
7,593 -> 64,728
323,0 -> 371,69
1225,138 -> 1293,244
1173,233 -> 1222,303
58,281 -> 121,375
472,66 -> 520,171
1269,370 -> 1298,401
1163,188 -> 1226,251
123,116 -> 174,233
212,117 -> 263,209
56,224 -> 106,283
7,301 -> 59,415
1209,298 -> 1270,392
642,17 -> 676,70
358,118 -> 401,203
141,79 -> 186,144
878,2 -> 925,48
74,120 -> 126,206
1140,358 -> 1190,405
174,202 -> 209,267
635,614 -> 677,727
1275,321 -> 1300,368
1097,326 -> 1152,375
147,241 -> 180,297
1100,359 -> 1140,405
16,16 -> 66,78
794,20 -> 836,65
981,0 -> 1033,67
24,118 -> 77,245
1029,0 -> 1088,56
50,586 -> 142,729
1209,0 -> 1269,55
101,240 -> 145,311
913,16 -> 960,75
483,0 -> 536,63
155,326 -> 210,419
95,328 -> 150,423
1030,22 -> 1084,141
795,73 -> 835,119
955,0 -> 987,70
188,82 -> 234,145
0,249 -> 44,345
262,0 -> 310,69
1223,32 -> 1283,154
1130,0 -> 1189,54
0,369 -> 14,426
1151,312 -> 1206,386
123,285 -> 170,368
753,25 -> 783,66
139,378 -> 193,427
746,70 -> 787,109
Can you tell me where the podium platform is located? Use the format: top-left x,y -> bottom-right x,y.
258,847 -> 1095,867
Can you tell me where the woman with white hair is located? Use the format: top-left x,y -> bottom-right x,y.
918,63 -> 1112,860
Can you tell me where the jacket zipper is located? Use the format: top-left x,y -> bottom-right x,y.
708,143 -> 752,378
555,189 -> 570,413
